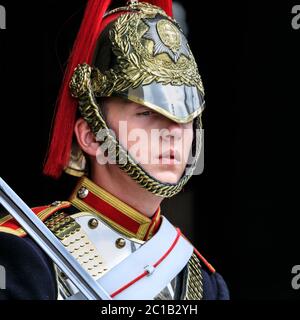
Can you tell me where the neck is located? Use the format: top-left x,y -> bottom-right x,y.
91,162 -> 163,218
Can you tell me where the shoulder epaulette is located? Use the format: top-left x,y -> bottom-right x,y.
0,201 -> 72,238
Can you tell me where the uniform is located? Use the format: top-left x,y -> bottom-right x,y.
0,0 -> 229,300
0,177 -> 229,300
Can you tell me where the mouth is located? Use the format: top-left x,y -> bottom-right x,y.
158,150 -> 181,164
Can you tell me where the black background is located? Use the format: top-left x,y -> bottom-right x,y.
0,0 -> 299,300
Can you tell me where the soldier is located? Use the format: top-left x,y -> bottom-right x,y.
0,0 -> 229,300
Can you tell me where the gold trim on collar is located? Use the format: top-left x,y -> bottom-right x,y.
69,177 -> 161,241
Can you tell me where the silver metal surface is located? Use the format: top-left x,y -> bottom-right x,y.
117,82 -> 205,123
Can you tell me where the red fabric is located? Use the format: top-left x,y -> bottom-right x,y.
83,191 -> 141,234
1,220 -> 24,231
43,0 -> 173,179
43,0 -> 113,179
146,0 -> 173,17
31,205 -> 50,214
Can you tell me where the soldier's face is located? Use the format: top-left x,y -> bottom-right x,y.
103,98 -> 193,184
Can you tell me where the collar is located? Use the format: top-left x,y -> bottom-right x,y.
69,177 -> 161,241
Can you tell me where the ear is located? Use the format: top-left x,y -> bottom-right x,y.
74,118 -> 99,157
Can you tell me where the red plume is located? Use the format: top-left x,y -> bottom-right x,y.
146,0 -> 173,17
43,0 -> 112,178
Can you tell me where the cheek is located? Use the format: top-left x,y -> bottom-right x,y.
183,127 -> 193,145
124,124 -> 152,159
108,115 -> 132,145
182,129 -> 194,162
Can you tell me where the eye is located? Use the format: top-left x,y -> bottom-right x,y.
136,110 -> 154,116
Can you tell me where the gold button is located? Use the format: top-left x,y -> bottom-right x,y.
88,218 -> 99,229
78,187 -> 89,199
115,238 -> 126,249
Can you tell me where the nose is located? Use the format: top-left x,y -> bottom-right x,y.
161,119 -> 184,141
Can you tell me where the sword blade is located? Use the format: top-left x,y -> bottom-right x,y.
0,177 -> 112,300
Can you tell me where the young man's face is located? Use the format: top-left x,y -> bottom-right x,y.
101,97 -> 194,184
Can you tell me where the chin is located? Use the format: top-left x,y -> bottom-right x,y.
151,170 -> 183,184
